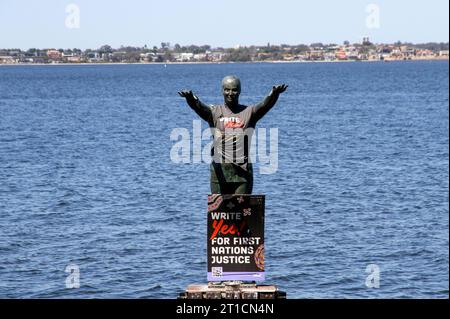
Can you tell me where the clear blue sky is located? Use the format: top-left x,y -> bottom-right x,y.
0,0 -> 448,50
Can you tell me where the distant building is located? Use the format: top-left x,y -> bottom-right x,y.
180,53 -> 194,61
66,56 -> 82,63
309,49 -> 324,61
140,52 -> 157,62
0,56 -> 17,64
323,52 -> 336,61
7,50 -> 21,56
416,49 -> 435,57
47,49 -> 62,59
210,51 -> 228,62
282,54 -> 295,61
62,52 -> 81,63
335,50 -> 347,60
193,53 -> 207,61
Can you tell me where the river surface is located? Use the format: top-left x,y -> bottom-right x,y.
0,61 -> 448,298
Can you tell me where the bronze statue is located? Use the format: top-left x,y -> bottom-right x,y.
179,76 -> 287,195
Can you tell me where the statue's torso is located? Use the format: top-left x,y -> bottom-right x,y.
209,105 -> 256,183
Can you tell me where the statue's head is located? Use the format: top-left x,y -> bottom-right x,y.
222,75 -> 241,106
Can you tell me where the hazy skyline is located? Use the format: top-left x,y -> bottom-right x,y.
0,0 -> 448,50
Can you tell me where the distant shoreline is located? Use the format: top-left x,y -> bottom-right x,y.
0,58 -> 448,66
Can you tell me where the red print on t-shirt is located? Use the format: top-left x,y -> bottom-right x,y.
222,117 -> 244,129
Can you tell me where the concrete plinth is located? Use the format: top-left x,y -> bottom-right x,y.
179,281 -> 286,299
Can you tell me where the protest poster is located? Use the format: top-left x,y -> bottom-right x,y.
207,195 -> 265,282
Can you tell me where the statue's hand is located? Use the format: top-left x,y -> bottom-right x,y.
271,84 -> 288,95
178,90 -> 196,100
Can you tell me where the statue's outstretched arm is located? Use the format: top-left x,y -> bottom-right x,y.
253,84 -> 288,121
178,90 -> 212,122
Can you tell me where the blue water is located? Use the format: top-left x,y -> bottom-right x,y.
0,61 -> 448,299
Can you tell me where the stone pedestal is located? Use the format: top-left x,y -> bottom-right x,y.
179,282 -> 286,300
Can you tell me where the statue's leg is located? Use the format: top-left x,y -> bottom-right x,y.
234,182 -> 252,195
210,163 -> 228,194
211,181 -> 221,194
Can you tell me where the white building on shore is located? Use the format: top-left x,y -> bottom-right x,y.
0,56 -> 17,64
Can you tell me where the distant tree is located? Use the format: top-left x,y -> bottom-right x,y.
343,40 -> 350,46
260,45 -> 282,54
359,46 -> 371,54
186,45 -> 197,53
98,45 -> 113,54
201,45 -> 211,52
310,42 -> 324,48
109,54 -> 122,63
121,46 -> 140,52
414,42 -> 449,51
124,52 -> 141,62
292,45 -> 309,54
223,47 -> 252,62
164,51 -> 173,62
